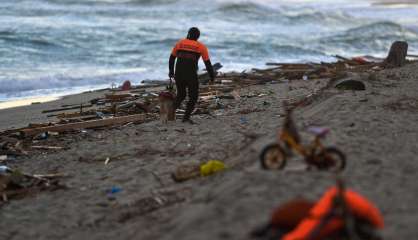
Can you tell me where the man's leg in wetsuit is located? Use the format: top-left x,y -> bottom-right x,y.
174,75 -> 186,111
183,73 -> 199,121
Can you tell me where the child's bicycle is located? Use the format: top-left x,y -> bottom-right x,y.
260,107 -> 346,172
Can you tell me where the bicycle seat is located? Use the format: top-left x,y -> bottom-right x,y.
307,127 -> 330,138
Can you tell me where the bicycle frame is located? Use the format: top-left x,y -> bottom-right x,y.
279,130 -> 326,160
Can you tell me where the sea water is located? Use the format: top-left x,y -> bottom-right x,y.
1,0 -> 417,100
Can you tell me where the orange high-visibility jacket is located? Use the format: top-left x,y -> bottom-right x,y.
283,187 -> 384,240
171,39 -> 210,62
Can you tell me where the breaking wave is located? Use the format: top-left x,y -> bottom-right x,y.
1,0 -> 418,99
319,21 -> 418,54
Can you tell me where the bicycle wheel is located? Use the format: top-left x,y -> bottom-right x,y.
317,147 -> 346,172
260,143 -> 287,170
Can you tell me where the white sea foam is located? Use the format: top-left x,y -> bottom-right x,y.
0,0 -> 417,100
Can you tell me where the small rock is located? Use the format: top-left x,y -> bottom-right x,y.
366,159 -> 382,165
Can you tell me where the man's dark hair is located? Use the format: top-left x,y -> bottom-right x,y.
187,27 -> 200,40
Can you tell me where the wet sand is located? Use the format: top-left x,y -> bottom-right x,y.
1,62 -> 418,239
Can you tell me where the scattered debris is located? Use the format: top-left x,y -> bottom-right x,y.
107,187 -> 122,194
200,160 -> 226,176
0,137 -> 27,157
20,114 -> 149,137
0,166 -> 66,204
199,63 -> 223,84
172,160 -> 226,182
121,80 -> 132,91
0,43 -> 412,163
31,146 -> 65,150
240,117 -> 249,124
42,104 -> 93,114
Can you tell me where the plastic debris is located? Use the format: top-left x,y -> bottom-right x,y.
200,160 -> 226,176
34,132 -> 49,140
121,80 -> 132,91
106,186 -> 122,195
106,186 -> 122,200
0,165 -> 11,174
172,160 -> 226,182
221,80 -> 233,84
240,117 -> 248,124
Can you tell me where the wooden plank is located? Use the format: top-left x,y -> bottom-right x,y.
33,173 -> 68,178
42,104 -> 93,114
334,55 -> 350,61
199,91 -> 218,97
252,67 -> 281,73
56,113 -> 97,119
31,146 -> 64,150
276,69 -> 315,73
105,94 -> 132,101
266,63 -> 319,68
199,62 -> 223,84
21,114 -> 147,137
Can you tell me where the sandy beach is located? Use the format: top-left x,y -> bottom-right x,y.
1,60 -> 418,239
0,90 -> 111,131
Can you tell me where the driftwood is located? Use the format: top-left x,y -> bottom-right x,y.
42,104 -> 92,114
31,146 -> 64,150
0,56 -> 393,143
1,170 -> 66,203
116,101 -> 135,110
32,173 -> 68,179
20,114 -> 147,137
46,111 -> 99,119
385,41 -> 408,67
199,62 -> 223,84
105,94 -> 133,101
335,55 -> 350,61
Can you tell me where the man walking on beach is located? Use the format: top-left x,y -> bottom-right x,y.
169,27 -> 215,124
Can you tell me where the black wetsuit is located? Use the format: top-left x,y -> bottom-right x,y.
169,38 -> 214,120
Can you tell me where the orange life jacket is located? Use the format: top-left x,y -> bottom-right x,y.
271,199 -> 315,231
282,187 -> 384,240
